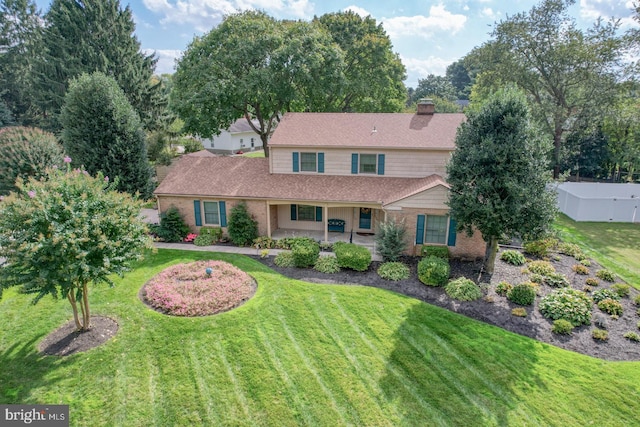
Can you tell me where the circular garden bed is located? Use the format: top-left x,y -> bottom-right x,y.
141,260 -> 256,316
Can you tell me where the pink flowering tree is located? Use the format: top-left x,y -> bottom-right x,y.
0,160 -> 153,331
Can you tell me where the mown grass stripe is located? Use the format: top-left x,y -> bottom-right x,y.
147,357 -> 164,427
306,294 -> 400,423
328,293 -> 448,425
187,339 -> 220,426
254,325 -> 316,426
214,338 -> 253,424
276,314 -> 352,426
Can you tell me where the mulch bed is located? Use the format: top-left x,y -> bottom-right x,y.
38,316 -> 118,357
253,250 -> 640,362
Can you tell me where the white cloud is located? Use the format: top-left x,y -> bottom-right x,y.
142,0 -> 311,32
480,7 -> 496,19
579,0 -> 637,27
343,5 -> 372,17
402,55 -> 452,86
144,49 -> 183,74
382,4 -> 467,39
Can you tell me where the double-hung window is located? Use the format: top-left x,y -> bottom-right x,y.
300,153 -> 317,172
351,153 -> 385,175
203,201 -> 220,225
425,215 -> 448,244
194,200 -> 227,227
359,154 -> 377,174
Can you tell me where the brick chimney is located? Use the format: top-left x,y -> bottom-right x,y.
417,98 -> 435,115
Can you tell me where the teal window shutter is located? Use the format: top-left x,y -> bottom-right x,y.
315,206 -> 322,221
377,154 -> 385,175
447,218 -> 457,246
293,152 -> 299,172
318,153 -> 324,173
351,153 -> 358,174
194,200 -> 202,226
291,204 -> 297,220
219,201 -> 227,227
416,214 -> 425,244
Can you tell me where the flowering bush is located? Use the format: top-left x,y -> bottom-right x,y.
144,261 -> 255,316
183,233 -> 198,243
539,288 -> 592,326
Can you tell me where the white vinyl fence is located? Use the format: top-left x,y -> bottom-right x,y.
556,182 -> 640,223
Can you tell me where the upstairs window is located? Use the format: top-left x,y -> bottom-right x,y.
359,154 -> 377,174
300,153 -> 317,172
351,153 -> 385,175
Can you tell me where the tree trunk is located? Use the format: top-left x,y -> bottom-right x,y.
483,237 -> 499,275
553,127 -> 563,179
81,283 -> 91,331
67,291 -> 82,331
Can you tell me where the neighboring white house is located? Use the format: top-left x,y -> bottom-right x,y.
199,118 -> 263,154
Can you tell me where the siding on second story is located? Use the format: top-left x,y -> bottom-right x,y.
270,146 -> 452,178
268,111 -> 464,177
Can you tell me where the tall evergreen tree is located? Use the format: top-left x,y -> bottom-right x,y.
447,88 -> 557,273
34,0 -> 163,131
0,0 -> 42,124
60,72 -> 154,198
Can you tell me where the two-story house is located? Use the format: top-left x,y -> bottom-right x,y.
154,101 -> 485,258
198,118 -> 263,154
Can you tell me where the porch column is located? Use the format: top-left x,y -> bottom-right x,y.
266,201 -> 271,238
324,205 -> 328,243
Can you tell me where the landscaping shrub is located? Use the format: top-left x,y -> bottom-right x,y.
528,273 -> 544,284
377,262 -> 410,281
276,237 -> 316,250
556,242 -> 583,259
291,239 -> 320,268
592,329 -> 608,341
200,226 -> 223,240
445,278 -> 482,301
523,237 -> 557,257
539,288 -> 592,326
496,281 -> 512,296
598,298 -> 623,316
227,202 -> 258,246
375,219 -> 407,262
155,206 -> 190,242
253,236 -> 275,249
634,295 -> 640,306
417,256 -> 450,286
511,307 -> 527,317
623,332 -> 640,342
611,283 -> 631,298
144,260 -> 254,316
193,234 -> 216,246
585,277 -> 599,287
592,289 -> 620,303
593,313 -> 608,329
333,242 -> 372,272
583,285 -> 593,293
500,250 -> 526,266
274,251 -> 295,268
580,259 -> 591,267
314,255 -> 340,274
507,283 -> 537,306
527,260 -> 555,276
421,245 -> 449,260
183,233 -> 197,243
572,264 -> 589,275
596,269 -> 616,282
543,272 -> 570,288
552,319 -> 574,335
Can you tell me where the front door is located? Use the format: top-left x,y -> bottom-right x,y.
359,208 -> 372,229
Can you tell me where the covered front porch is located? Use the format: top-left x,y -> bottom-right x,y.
271,228 -> 377,251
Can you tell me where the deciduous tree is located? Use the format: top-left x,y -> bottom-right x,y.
0,162 -> 152,331
465,0 -> 622,178
0,126 -> 64,195
60,72 -> 154,198
446,88 -> 557,274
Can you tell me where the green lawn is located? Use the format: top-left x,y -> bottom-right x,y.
554,214 -> 640,289
1,249 -> 639,426
242,150 -> 265,158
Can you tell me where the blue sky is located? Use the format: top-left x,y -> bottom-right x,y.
34,0 -> 638,88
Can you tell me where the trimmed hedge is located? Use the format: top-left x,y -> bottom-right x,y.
421,245 -> 449,260
445,278 -> 482,301
418,256 -> 450,287
333,242 -> 371,272
291,240 -> 320,268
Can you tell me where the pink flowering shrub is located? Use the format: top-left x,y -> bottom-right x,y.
183,233 -> 198,243
144,261 -> 255,316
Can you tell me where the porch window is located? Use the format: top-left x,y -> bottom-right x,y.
359,154 -> 377,174
203,202 -> 220,225
300,153 -> 317,172
425,215 -> 448,244
297,205 -> 316,221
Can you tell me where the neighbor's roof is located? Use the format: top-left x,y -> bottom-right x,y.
154,156 -> 448,206
228,118 -> 260,134
268,112 -> 465,150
